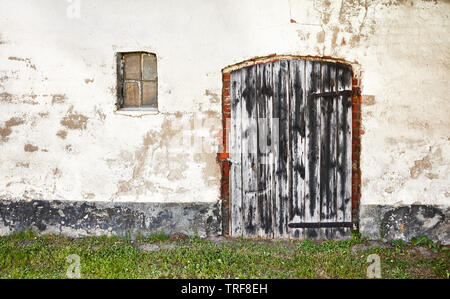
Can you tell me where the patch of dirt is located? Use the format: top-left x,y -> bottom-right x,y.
351,240 -> 392,253
316,269 -> 330,279
168,233 -> 188,242
406,246 -> 439,259
203,236 -> 231,244
407,265 -> 441,279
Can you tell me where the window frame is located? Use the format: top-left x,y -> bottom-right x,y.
116,51 -> 158,111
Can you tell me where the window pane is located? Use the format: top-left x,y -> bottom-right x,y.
142,81 -> 157,108
124,53 -> 141,80
142,54 -> 157,81
124,82 -> 140,107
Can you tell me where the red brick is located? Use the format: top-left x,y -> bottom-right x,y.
217,152 -> 229,161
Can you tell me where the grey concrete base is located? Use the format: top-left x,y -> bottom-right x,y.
0,199 -> 222,238
359,204 -> 449,245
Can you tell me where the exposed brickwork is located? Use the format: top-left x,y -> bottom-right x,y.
217,71 -> 231,235
351,73 -> 362,226
218,61 -> 362,235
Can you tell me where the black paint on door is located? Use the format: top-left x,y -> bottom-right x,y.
229,59 -> 353,239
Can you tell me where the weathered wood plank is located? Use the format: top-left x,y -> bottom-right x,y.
241,66 -> 258,237
271,61 -> 282,238
288,59 -> 305,239
336,66 -> 344,238
319,62 -> 336,239
278,60 -> 290,239
304,60 -> 321,239
258,62 -> 274,237
343,66 -> 353,227
256,63 -> 265,237
329,64 -> 338,238
319,63 -> 328,240
264,62 -> 274,238
230,69 -> 243,237
335,65 -> 352,239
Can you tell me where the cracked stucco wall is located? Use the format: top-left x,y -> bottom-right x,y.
0,0 -> 449,211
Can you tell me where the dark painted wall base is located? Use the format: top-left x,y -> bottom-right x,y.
2,200 -> 447,243
0,199 -> 222,238
360,204 -> 449,245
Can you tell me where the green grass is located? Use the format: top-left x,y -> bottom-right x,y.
0,231 -> 448,279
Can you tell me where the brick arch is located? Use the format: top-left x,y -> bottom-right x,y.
217,54 -> 362,236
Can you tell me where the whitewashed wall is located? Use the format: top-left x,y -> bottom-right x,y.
0,0 -> 448,210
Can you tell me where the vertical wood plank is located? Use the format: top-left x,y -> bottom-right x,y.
257,62 -> 274,238
230,70 -> 243,237
329,64 -> 338,238
336,65 -> 352,239
256,64 -> 265,237
271,61 -> 281,238
264,62 -> 274,238
279,60 -> 290,238
288,59 -> 306,239
336,66 -> 345,239
319,63 -> 328,240
304,60 -> 321,239
319,63 -> 336,239
343,66 -> 353,228
241,66 -> 258,237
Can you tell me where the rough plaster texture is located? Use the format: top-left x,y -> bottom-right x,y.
0,0 -> 449,237
360,205 -> 449,244
0,198 -> 221,238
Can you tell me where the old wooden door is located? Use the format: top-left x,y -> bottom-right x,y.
229,59 -> 353,239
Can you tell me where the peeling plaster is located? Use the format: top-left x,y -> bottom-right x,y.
205,90 -> 220,104
0,117 -> 25,142
56,130 -> 67,139
24,144 -> 39,152
410,147 -> 442,179
8,57 -> 37,70
60,106 -> 88,130
51,94 -> 67,105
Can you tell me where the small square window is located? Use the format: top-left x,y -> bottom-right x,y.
116,52 -> 158,110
